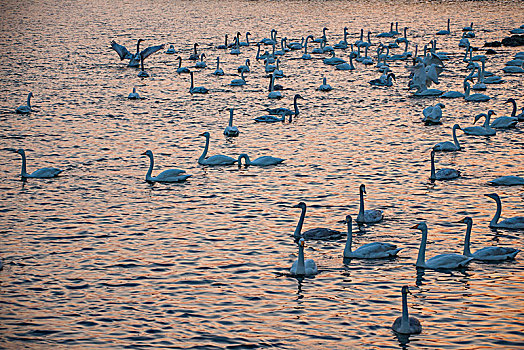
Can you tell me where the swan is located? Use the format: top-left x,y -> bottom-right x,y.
356,184 -> 383,223
290,202 -> 341,241
491,99 -> 520,128
460,217 -> 520,261
369,72 -> 395,87
430,150 -> 460,181
230,36 -> 241,55
488,176 -> 524,186
502,62 -> 524,73
484,193 -> 524,230
288,37 -> 304,50
189,43 -> 199,61
313,27 -> 328,43
176,56 -> 190,74
195,53 -> 207,68
254,112 -> 288,123
377,22 -> 395,37
459,34 -> 470,48
344,215 -> 400,258
422,103 -> 444,125
433,124 -> 462,152
223,108 -> 239,137
463,22 -> 474,31
189,71 -> 208,94
264,58 -> 276,73
266,94 -> 303,116
411,222 -> 474,269
230,71 -> 246,86
212,57 -> 224,76
260,29 -> 277,45
166,44 -> 176,54
336,53 -> 356,70
517,107 -> 524,122
395,27 -> 409,44
237,59 -> 250,73
137,53 -> 149,77
361,46 -> 374,65
436,18 -> 451,35
239,32 -> 250,46
217,34 -> 228,49
464,81 -> 490,102
267,74 -> 282,99
110,39 -> 164,67
462,111 -> 496,136
301,35 -> 314,60
238,153 -> 284,166
392,286 -> 422,335
275,38 -> 287,56
290,237 -> 318,276
142,150 -> 190,183
15,92 -> 33,114
505,98 -> 522,120
128,87 -> 140,99
273,59 -> 284,78
354,29 -> 364,47
16,148 -> 62,178
311,39 -> 325,54
334,27 -> 349,49
317,77 -> 332,91
198,132 -> 236,165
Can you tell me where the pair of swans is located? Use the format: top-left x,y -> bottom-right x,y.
462,111 -> 496,136
422,103 -> 444,125
266,94 -> 303,116
142,150 -> 191,183
460,217 -> 519,261
485,193 -> 524,229
16,92 -> 33,114
15,149 -> 62,178
110,39 -> 164,67
189,71 -> 208,94
430,150 -> 460,181
433,124 -> 462,152
317,77 -> 332,91
223,108 -> 239,137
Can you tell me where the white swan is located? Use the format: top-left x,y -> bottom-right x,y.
212,57 -> 224,76
490,101 -> 518,128
198,132 -> 236,166
323,51 -> 346,65
273,59 -> 284,78
436,18 -> 451,35
142,150 -> 190,183
195,53 -> 207,68
15,92 -> 33,114
488,176 -> 524,186
238,153 -> 284,166
433,124 -> 462,152
377,22 -> 395,38
254,111 -> 288,123
239,32 -> 250,46
460,217 -> 520,261
267,74 -> 282,99
317,77 -> 332,91
369,72 -> 395,87
422,103 -> 444,125
290,237 -> 318,276
237,59 -> 250,73
266,94 -> 303,116
505,98 -> 523,121
189,43 -> 199,61
464,81 -> 490,102
392,286 -> 422,335
343,215 -> 400,258
356,184 -> 383,223
176,56 -> 190,74
110,39 -> 164,67
16,148 -> 62,178
166,44 -> 176,54
430,150 -> 460,181
230,71 -> 246,86
290,201 -> 342,241
301,35 -> 314,60
412,222 -> 474,269
189,71 -> 208,94
223,108 -> 239,137
217,34 -> 228,50
336,53 -> 356,70
462,111 -> 496,136
503,62 -> 524,73
334,27 -> 349,49
484,193 -> 524,230
128,87 -> 140,99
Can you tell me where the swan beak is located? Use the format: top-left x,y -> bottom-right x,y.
410,224 -> 420,229
457,217 -> 466,223
141,151 -> 148,155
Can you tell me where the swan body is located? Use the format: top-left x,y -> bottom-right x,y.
377,23 -> 395,38
16,149 -> 62,178
317,77 -> 332,91
334,27 -> 348,49
436,19 -> 451,35
430,150 -> 460,181
369,72 -> 395,87
254,114 -> 287,123
166,45 -> 176,54
485,193 -> 524,230
503,64 -> 524,73
217,34 -> 228,49
128,87 -> 140,99
176,56 -> 190,74
460,217 -> 519,261
230,71 -> 246,86
462,111 -> 496,136
224,108 -> 239,137
356,184 -> 383,223
344,215 -> 400,258
392,286 -> 422,335
490,116 -> 518,128
412,222 -> 473,269
238,154 -> 283,166
189,72 -> 208,94
291,202 -> 340,241
16,92 -> 33,114
323,52 -> 346,66
267,73 -> 282,99
422,103 -> 444,125
441,90 -> 464,98
266,94 -> 303,116
189,43 -> 199,61
290,237 -> 318,276
488,176 -> 524,186
142,150 -> 190,183
195,53 -> 207,68
464,82 -> 490,101
198,132 -> 236,165
433,124 -> 462,152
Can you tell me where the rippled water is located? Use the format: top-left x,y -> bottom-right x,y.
1,0 -> 523,348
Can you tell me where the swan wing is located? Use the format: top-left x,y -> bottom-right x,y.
435,168 -> 460,180
140,44 -> 165,60
425,253 -> 473,269
498,217 -> 524,230
305,259 -> 318,275
473,247 -> 519,261
110,41 -> 132,60
202,155 -> 237,166
433,141 -> 457,151
290,259 -> 299,275
303,228 -> 342,240
364,209 -> 383,223
353,242 -> 400,258
29,167 -> 62,178
490,116 -> 518,128
252,156 -> 284,166
488,176 -> 524,186
155,169 -> 186,179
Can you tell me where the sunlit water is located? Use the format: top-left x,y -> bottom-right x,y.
1,0 -> 523,348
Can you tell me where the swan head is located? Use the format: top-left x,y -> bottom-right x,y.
293,202 -> 306,210
194,43 -> 199,48
505,98 -> 516,104
200,53 -> 206,60
137,38 -> 144,44
294,94 -> 304,100
401,286 -> 411,295
436,103 -> 445,109
344,215 -> 352,224
487,110 -> 496,116
388,73 -> 396,80
473,113 -> 485,124
458,216 -> 472,224
484,193 -> 499,201
28,92 -> 33,98
200,131 -> 210,138
360,184 -> 366,194
430,150 -> 435,159
16,148 -> 25,156
141,150 -> 153,157
411,222 -> 427,231
452,124 -> 462,130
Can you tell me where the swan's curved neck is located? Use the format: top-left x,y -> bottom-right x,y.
296,244 -> 305,274
452,126 -> 460,149
178,57 -> 182,69
430,153 -> 436,180
238,154 -> 250,166
293,96 -> 300,115
19,152 -> 28,177
416,228 -> 427,267
358,187 -> 365,218
463,221 -> 473,256
190,73 -> 194,90
198,135 -> 210,164
509,99 -> 517,117
256,44 -> 261,60
228,109 -> 234,126
136,40 -> 141,54
293,206 -> 306,240
146,154 -> 154,180
490,196 -> 502,226
400,291 -> 410,333
344,220 -> 353,255
27,94 -> 32,107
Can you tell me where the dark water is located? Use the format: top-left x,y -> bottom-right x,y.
1,0 -> 523,348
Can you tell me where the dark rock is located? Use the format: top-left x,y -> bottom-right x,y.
484,41 -> 501,47
502,35 -> 524,47
485,49 -> 497,55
